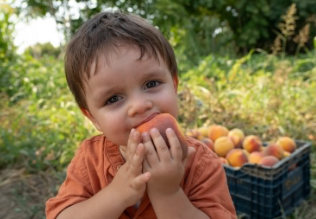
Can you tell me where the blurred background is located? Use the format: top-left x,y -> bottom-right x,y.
0,0 -> 315,218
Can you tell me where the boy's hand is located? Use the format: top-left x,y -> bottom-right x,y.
142,128 -> 195,196
110,129 -> 151,208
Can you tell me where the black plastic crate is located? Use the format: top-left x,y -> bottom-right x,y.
224,140 -> 312,219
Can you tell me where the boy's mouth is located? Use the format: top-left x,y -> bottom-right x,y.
134,113 -> 159,129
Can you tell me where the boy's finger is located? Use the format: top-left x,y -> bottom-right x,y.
129,143 -> 146,176
150,128 -> 171,163
142,132 -> 159,167
133,172 -> 151,191
127,130 -> 141,164
166,128 -> 182,162
143,157 -> 151,171
126,129 -> 135,161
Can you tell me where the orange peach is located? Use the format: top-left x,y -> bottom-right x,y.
259,156 -> 279,167
243,149 -> 250,158
226,149 -> 249,167
283,151 -> 291,158
208,125 -> 229,142
219,157 -> 229,165
198,127 -> 210,138
186,128 -> 202,140
249,151 -> 265,164
214,136 -> 234,157
201,138 -> 214,151
276,137 -> 297,153
242,135 -> 262,153
228,128 -> 245,148
263,143 -> 284,160
136,113 -> 188,159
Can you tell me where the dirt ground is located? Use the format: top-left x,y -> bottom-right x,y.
0,169 -> 64,219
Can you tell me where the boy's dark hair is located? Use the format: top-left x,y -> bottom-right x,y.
65,11 -> 178,110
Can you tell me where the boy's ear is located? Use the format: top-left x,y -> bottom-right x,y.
80,108 -> 102,132
173,74 -> 179,92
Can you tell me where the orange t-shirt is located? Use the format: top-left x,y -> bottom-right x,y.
46,135 -> 236,219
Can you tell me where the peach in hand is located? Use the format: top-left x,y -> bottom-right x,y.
136,113 -> 188,159
276,137 -> 297,153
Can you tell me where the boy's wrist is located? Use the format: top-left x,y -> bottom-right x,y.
147,185 -> 181,200
107,182 -> 134,209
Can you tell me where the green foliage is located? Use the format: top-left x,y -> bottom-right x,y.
15,0 -> 316,63
0,3 -> 16,62
0,55 -> 97,172
24,42 -> 62,59
178,52 -> 316,147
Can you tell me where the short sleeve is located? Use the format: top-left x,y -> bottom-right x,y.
184,139 -> 237,219
45,145 -> 93,219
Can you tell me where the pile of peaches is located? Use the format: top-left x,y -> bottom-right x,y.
187,125 -> 297,168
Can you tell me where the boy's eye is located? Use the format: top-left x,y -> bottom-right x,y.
105,95 -> 122,105
145,81 -> 160,89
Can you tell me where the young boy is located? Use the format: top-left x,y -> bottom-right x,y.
46,11 -> 237,219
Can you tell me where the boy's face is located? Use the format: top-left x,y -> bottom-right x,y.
83,45 -> 179,147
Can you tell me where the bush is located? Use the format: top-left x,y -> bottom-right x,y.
0,55 -> 97,172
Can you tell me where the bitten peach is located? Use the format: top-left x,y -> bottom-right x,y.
208,125 -> 229,142
249,151 -> 265,164
226,149 -> 249,167
228,128 -> 245,148
259,156 -> 279,167
276,137 -> 297,153
242,135 -> 262,153
214,136 -> 234,157
201,138 -> 214,151
264,143 -> 284,160
136,113 -> 188,159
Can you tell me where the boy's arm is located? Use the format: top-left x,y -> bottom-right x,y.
147,188 -> 209,219
48,130 -> 151,219
56,182 -> 129,219
143,130 -> 236,219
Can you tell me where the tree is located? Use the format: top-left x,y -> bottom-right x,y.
14,0 -> 316,63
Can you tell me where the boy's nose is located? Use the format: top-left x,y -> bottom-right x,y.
127,98 -> 153,117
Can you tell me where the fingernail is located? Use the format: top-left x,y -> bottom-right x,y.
166,128 -> 175,135
150,128 -> 159,137
133,131 -> 139,138
131,128 -> 135,134
142,132 -> 149,140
